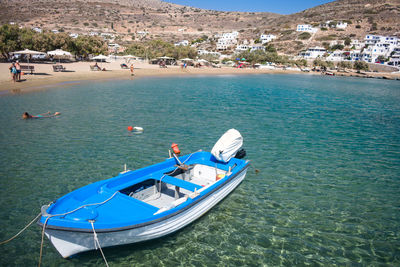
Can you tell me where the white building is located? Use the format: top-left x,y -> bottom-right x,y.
32,27 -> 42,33
174,40 -> 189,46
250,44 -> 265,52
336,22 -> 348,29
350,39 -> 365,50
197,50 -> 221,58
69,33 -> 79,39
296,24 -> 318,33
216,31 -> 239,50
350,50 -> 362,61
136,31 -> 149,38
260,34 -> 276,44
51,29 -> 59,34
388,52 -> 400,66
326,50 -> 345,61
365,35 -> 398,46
320,21 -> 347,29
299,46 -> 326,59
235,44 -> 250,52
362,35 -> 399,62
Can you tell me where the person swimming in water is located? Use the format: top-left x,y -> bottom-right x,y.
22,111 -> 61,119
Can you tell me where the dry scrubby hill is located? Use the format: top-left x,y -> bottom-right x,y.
0,0 -> 399,54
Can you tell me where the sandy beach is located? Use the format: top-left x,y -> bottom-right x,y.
1,60 -> 399,94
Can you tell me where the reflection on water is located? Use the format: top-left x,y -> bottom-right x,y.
0,74 -> 399,266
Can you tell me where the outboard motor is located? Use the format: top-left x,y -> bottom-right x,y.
211,129 -> 243,163
234,148 -> 246,159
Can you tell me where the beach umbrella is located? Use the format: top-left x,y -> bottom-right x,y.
180,58 -> 193,61
11,49 -> 46,66
47,49 -> 72,63
122,55 -> 137,63
91,55 -> 108,62
241,58 -> 246,61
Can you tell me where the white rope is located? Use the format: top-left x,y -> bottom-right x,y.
0,212 -> 42,245
90,220 -> 109,267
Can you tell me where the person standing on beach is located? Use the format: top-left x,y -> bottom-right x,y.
130,64 -> 134,76
9,63 -> 17,83
15,61 -> 21,81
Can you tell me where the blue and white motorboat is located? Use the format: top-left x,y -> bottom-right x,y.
39,129 -> 249,258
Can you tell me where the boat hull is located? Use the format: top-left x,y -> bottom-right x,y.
45,167 -> 248,258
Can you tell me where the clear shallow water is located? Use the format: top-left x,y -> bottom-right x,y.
0,74 -> 399,266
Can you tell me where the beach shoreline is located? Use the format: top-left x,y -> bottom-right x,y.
0,61 -> 399,95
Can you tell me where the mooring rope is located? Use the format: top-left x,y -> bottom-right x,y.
0,212 -> 42,245
90,220 -> 110,267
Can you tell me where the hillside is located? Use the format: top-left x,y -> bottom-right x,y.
0,0 -> 399,55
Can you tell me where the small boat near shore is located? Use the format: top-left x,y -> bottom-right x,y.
38,129 -> 249,258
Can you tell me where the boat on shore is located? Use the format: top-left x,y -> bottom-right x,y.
38,129 -> 249,258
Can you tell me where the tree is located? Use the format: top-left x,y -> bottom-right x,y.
344,37 -> 351,46
298,32 -> 311,40
0,24 -> 23,59
330,44 -> 344,51
354,61 -> 369,71
376,55 -> 386,62
337,61 -> 352,69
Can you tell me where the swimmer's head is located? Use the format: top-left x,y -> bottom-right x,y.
22,112 -> 30,119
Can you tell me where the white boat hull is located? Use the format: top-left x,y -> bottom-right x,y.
45,168 -> 248,258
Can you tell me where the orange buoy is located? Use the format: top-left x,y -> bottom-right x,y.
127,126 -> 133,131
171,143 -> 180,155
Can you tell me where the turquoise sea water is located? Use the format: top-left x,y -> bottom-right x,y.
0,74 -> 399,266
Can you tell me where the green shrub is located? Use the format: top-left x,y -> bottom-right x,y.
298,32 -> 311,40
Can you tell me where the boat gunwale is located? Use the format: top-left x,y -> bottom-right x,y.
38,161 -> 250,233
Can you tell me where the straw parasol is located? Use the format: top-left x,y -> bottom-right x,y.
47,49 -> 72,63
11,49 -> 46,66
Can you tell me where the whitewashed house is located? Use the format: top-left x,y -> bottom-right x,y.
350,39 -> 364,50
174,40 -> 189,46
296,24 -> 318,33
32,27 -> 42,33
260,34 -> 276,44
137,31 -> 149,38
69,33 -> 79,39
362,35 -> 399,62
216,31 -> 239,51
388,52 -> 400,66
350,50 -> 362,61
299,46 -> 326,59
51,29 -> 59,34
250,44 -> 265,52
235,44 -> 250,52
197,49 -> 221,58
336,22 -> 348,29
326,50 -> 346,61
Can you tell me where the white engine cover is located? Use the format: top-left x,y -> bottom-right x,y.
211,129 -> 243,163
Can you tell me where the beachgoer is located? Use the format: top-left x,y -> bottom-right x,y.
22,111 -> 61,119
9,63 -> 17,83
130,64 -> 134,76
15,60 -> 21,81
